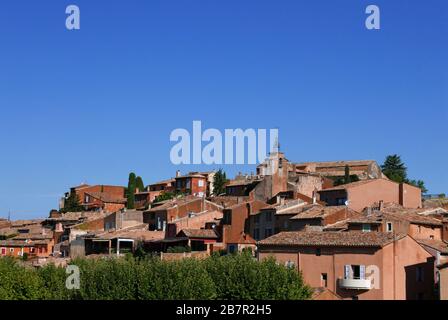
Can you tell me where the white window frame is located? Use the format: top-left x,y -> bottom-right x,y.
386,222 -> 393,232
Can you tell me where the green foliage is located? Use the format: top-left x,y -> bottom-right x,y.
166,246 -> 192,253
381,154 -> 408,183
407,179 -> 428,194
344,165 -> 351,184
0,253 -> 311,300
333,175 -> 360,187
153,191 -> 187,203
61,192 -> 83,213
439,193 -> 446,199
127,172 -> 136,209
213,169 -> 228,196
381,155 -> 427,194
135,176 -> 145,193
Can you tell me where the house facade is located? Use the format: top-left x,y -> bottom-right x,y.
258,231 -> 436,300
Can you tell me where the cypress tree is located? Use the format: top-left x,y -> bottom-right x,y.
135,176 -> 145,193
127,172 -> 136,209
344,165 -> 351,184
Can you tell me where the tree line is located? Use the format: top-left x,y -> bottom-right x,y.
0,253 -> 311,300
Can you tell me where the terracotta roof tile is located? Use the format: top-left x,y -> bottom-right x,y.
179,229 -> 218,239
258,231 -> 404,247
290,205 -> 358,220
417,239 -> 448,254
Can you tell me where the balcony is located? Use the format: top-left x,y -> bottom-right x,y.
339,278 -> 372,290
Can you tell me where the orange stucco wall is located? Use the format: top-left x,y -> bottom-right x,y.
258,236 -> 435,300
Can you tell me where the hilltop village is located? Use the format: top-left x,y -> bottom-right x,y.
1,150 -> 448,300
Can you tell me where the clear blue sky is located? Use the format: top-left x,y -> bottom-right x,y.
0,1 -> 447,219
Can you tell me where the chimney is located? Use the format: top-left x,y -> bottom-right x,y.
378,200 -> 384,211
276,195 -> 281,204
176,170 -> 181,178
312,191 -> 317,204
367,207 -> 372,216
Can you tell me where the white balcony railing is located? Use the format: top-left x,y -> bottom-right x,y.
339,278 -> 372,290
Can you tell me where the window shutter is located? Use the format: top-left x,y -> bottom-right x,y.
360,265 -> 366,280
344,265 -> 350,279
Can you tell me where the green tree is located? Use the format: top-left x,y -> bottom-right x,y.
127,172 -> 136,209
381,154 -> 408,183
407,179 -> 428,194
382,154 -> 427,194
135,176 -> 145,193
213,169 -> 228,196
344,165 -> 351,184
61,192 -> 84,213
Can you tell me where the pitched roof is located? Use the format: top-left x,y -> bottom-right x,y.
290,205 -> 357,220
294,160 -> 378,168
0,239 -> 51,247
179,229 -> 218,239
149,178 -> 175,186
258,231 -> 404,248
146,196 -> 203,211
416,239 -> 448,254
226,179 -> 262,187
259,199 -> 307,215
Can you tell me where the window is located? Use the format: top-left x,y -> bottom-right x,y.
386,222 -> 393,232
336,198 -> 347,205
254,215 -> 260,224
316,248 -> 321,256
254,229 -> 260,240
85,195 -> 90,203
321,273 -> 328,287
362,224 -> 371,232
264,228 -> 273,238
430,235 -> 434,240
285,260 -> 295,268
198,180 -> 204,187
9,248 -> 14,253
265,212 -> 273,222
344,265 -> 366,280
417,267 -> 424,282
1,248 -> 6,255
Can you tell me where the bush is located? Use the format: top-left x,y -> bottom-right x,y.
166,246 -> 191,253
0,254 -> 311,300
